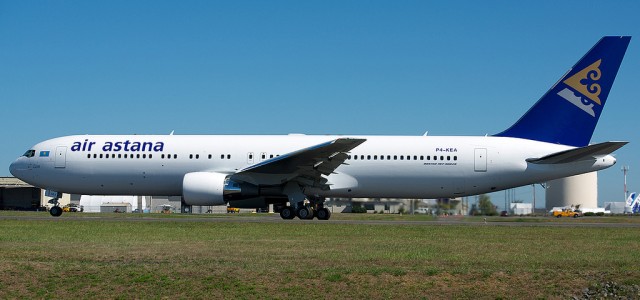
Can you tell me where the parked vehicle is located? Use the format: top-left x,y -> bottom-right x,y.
553,208 -> 581,218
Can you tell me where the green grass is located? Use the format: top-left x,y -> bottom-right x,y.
0,212 -> 639,299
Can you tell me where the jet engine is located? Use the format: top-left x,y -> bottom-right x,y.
182,172 -> 259,206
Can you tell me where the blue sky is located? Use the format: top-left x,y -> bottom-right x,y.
1,1 -> 638,209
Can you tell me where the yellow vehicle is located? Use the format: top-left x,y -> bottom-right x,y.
227,207 -> 240,213
553,208 -> 581,218
62,204 -> 82,212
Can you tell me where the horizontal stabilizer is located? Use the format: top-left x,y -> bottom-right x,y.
526,141 -> 627,164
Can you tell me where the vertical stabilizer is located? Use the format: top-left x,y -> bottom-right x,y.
495,36 -> 630,146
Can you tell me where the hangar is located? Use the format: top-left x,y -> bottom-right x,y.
0,177 -> 42,210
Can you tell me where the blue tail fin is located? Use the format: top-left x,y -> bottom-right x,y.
495,36 -> 631,147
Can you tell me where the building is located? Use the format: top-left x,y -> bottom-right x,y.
546,172 -> 598,211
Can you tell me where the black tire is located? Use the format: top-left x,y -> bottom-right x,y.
317,208 -> 331,220
280,206 -> 295,219
297,207 -> 313,219
50,206 -> 63,217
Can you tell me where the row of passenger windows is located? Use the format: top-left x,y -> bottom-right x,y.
189,154 -> 232,159
87,153 -> 158,159
248,153 -> 280,160
86,153 -> 234,160
347,154 -> 458,161
84,152 -> 457,162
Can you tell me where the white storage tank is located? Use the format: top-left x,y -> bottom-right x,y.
546,172 -> 598,210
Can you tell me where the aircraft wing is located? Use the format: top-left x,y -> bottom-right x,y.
526,141 -> 627,164
233,138 -> 366,188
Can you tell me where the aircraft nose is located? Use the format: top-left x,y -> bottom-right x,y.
9,160 -> 18,176
9,158 -> 25,178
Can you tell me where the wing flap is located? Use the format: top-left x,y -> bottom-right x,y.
526,141 -> 627,164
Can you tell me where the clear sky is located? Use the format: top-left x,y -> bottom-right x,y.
1,1 -> 638,209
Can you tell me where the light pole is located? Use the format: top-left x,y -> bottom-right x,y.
622,166 -> 629,201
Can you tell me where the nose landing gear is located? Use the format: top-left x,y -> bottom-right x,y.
48,198 -> 63,217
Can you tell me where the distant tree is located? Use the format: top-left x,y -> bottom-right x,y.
478,194 -> 498,216
469,204 -> 479,216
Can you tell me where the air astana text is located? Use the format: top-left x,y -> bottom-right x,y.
70,139 -> 165,152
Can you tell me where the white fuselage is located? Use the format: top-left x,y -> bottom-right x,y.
9,134 -> 616,202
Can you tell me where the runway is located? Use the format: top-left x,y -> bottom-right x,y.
2,213 -> 640,228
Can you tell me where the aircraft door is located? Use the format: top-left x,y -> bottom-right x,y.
474,148 -> 487,172
55,146 -> 67,168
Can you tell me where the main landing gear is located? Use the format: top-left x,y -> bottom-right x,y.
281,182 -> 331,220
279,200 -> 332,220
48,197 -> 63,217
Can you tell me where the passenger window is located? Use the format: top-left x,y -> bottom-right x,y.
149,154 -> 153,159
447,156 -> 450,161
174,154 -> 177,159
87,154 -> 91,159
221,154 -> 224,159
374,155 -> 377,160
227,154 -> 231,159
367,155 -> 371,160
454,156 -> 457,161
380,155 -> 384,160
208,154 -> 212,159
406,156 -> 410,161
440,156 -> 444,160
420,156 -> 424,160
387,155 -> 391,160
196,154 -> 199,159
118,154 -> 122,159
400,156 -> 404,160
190,154 -> 193,159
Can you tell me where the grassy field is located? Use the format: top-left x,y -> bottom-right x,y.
1,212 -> 639,299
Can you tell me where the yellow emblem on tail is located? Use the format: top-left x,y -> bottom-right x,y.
563,59 -> 602,105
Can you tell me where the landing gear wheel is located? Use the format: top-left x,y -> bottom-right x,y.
297,207 -> 314,219
316,208 -> 331,220
50,206 -> 63,217
280,206 -> 295,220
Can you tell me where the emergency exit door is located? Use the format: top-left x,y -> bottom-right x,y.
474,148 -> 487,172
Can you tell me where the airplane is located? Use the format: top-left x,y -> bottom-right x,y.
627,192 -> 639,213
10,36 -> 631,219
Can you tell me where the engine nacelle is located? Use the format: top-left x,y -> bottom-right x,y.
183,172 -> 227,206
182,172 -> 260,206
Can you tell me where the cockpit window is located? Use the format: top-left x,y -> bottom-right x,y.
23,150 -> 36,158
